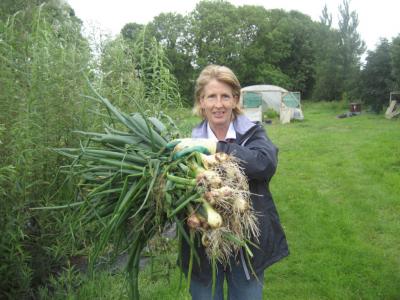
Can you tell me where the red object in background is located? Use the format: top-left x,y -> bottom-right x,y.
350,103 -> 361,113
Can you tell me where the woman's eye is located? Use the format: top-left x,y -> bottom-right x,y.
204,94 -> 232,102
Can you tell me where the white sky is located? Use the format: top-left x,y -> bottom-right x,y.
67,0 -> 399,52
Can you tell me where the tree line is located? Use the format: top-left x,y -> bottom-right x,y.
120,0 -> 400,112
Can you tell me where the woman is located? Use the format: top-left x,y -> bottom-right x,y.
176,65 -> 289,300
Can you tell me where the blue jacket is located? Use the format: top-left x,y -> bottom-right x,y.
180,114 -> 289,283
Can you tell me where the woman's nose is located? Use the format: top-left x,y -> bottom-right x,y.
214,96 -> 224,106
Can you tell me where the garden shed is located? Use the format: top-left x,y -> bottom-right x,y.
240,85 -> 304,124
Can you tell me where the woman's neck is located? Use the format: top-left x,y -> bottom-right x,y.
210,124 -> 229,141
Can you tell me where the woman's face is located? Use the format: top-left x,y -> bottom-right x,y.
200,79 -> 238,129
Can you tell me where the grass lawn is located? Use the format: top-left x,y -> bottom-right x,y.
265,102 -> 400,299
40,102 -> 400,299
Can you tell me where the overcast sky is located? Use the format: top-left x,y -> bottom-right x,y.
66,0 -> 399,52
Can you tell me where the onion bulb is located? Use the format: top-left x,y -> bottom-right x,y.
202,201 -> 223,228
196,170 -> 222,188
187,213 -> 201,229
233,197 -> 249,212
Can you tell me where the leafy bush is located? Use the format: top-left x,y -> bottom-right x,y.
263,108 -> 279,119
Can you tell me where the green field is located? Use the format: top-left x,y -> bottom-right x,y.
39,103 -> 400,300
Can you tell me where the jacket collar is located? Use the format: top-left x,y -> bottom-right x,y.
192,114 -> 256,142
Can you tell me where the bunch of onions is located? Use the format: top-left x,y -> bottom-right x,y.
51,87 -> 259,299
180,152 -> 260,266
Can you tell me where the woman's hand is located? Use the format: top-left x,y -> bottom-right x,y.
166,138 -> 216,159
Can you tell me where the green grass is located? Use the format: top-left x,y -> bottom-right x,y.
266,102 -> 400,299
40,103 -> 400,299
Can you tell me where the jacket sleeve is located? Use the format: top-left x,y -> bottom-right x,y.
216,126 -> 278,181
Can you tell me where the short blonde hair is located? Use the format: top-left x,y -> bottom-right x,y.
193,65 -> 243,119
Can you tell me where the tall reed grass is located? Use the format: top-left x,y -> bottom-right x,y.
0,4 -> 93,297
99,27 -> 183,114
0,3 -> 185,298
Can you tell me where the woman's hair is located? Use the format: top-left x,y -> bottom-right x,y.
193,65 -> 243,118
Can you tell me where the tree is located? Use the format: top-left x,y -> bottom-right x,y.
272,10 -> 317,96
338,0 -> 366,99
312,6 -> 343,100
235,7 -> 317,94
147,13 -> 193,102
320,4 -> 332,28
361,39 -> 394,112
234,5 -> 276,85
390,34 -> 400,89
187,0 -> 240,69
121,22 -> 144,41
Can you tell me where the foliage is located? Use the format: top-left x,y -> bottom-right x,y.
0,2 -> 93,297
147,13 -> 193,102
390,34 -> 400,89
133,31 -> 183,112
312,7 -> 343,101
361,39 -> 395,112
337,0 -> 366,99
270,11 -> 317,96
234,4 -> 270,83
116,27 -> 183,112
121,22 -> 144,42
188,0 -> 240,69
0,165 -> 33,299
129,0 -> 371,102
0,0 -> 43,21
99,35 -> 146,112
263,108 -> 279,119
234,7 -> 288,87
319,4 -> 332,28
311,0 -> 366,101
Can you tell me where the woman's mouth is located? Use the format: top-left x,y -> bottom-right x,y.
213,111 -> 225,118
